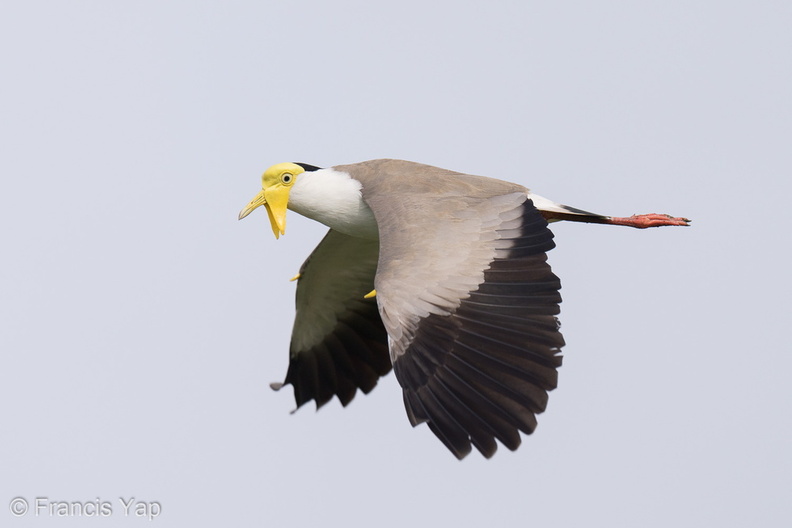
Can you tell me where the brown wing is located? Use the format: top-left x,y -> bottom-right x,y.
389,200 -> 563,458
345,161 -> 564,458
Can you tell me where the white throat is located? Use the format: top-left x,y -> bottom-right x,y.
288,168 -> 379,240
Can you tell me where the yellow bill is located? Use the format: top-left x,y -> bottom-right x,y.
238,186 -> 291,239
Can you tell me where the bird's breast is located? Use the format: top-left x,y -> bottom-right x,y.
288,168 -> 379,240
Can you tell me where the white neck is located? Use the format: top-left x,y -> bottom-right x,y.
288,168 -> 379,240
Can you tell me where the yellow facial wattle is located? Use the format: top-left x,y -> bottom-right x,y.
238,162 -> 306,239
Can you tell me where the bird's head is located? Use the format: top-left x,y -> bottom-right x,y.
238,162 -> 306,238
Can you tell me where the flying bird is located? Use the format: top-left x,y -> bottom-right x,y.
239,159 -> 689,459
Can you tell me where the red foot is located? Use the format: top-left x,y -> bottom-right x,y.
608,213 -> 691,229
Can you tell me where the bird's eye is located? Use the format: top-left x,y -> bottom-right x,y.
281,173 -> 293,184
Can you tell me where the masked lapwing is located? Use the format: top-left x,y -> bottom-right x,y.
239,159 -> 690,459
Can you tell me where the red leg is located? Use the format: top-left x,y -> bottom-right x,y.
540,210 -> 691,228
606,213 -> 691,229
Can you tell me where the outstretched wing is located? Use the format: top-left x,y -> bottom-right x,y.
350,161 -> 564,459
271,229 -> 391,409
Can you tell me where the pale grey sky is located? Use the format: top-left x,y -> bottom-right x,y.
1,1 -> 790,527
